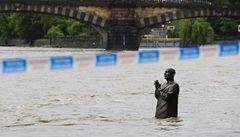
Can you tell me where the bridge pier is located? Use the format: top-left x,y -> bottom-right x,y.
107,27 -> 139,50
92,26 -> 108,49
106,7 -> 139,50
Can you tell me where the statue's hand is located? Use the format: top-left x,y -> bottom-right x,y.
154,80 -> 161,88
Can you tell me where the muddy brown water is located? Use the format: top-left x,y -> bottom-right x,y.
0,47 -> 240,137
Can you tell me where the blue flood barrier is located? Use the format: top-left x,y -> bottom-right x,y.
138,50 -> 159,63
50,56 -> 73,70
2,59 -> 27,73
180,46 -> 200,60
219,43 -> 239,56
96,53 -> 117,67
1,44 -> 240,75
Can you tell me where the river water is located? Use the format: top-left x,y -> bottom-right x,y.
0,47 -> 240,137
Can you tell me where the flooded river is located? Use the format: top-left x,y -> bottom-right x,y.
0,47 -> 240,137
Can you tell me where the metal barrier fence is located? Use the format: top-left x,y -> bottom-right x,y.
140,38 -> 182,48
0,43 -> 239,74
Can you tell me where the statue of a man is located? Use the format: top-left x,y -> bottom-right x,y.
154,68 -> 180,119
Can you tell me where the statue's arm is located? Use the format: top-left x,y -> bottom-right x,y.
159,84 -> 179,101
154,81 -> 161,99
155,87 -> 160,99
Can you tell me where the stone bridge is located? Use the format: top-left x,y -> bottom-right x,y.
0,0 -> 239,50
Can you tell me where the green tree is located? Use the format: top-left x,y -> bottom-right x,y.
208,17 -> 240,40
0,14 -> 16,45
44,16 -> 91,39
67,21 -> 86,38
179,19 -> 192,46
191,18 -> 214,45
0,13 -> 100,46
49,17 -> 72,35
47,26 -> 64,37
218,0 -> 239,5
219,18 -> 239,35
14,13 -> 45,45
47,26 -> 64,45
178,18 -> 214,46
229,0 -> 240,4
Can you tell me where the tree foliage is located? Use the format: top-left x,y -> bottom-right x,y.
47,26 -> 64,37
218,0 -> 240,5
0,12 -> 238,47
0,13 -> 99,45
208,17 -> 240,40
177,18 -> 214,46
0,14 -> 16,44
13,13 -> 45,45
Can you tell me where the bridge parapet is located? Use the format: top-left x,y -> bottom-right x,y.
77,6 -> 110,19
0,0 -> 231,8
135,7 -> 177,18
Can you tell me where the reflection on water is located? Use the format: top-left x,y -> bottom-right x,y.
0,47 -> 240,137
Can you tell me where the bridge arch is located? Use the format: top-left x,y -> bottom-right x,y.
139,8 -> 240,28
0,3 -> 107,28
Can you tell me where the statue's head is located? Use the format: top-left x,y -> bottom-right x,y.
164,68 -> 176,80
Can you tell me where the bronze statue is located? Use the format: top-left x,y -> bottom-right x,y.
154,68 -> 179,119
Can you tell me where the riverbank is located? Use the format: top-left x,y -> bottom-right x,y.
0,39 -> 239,50
0,38 -> 105,49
